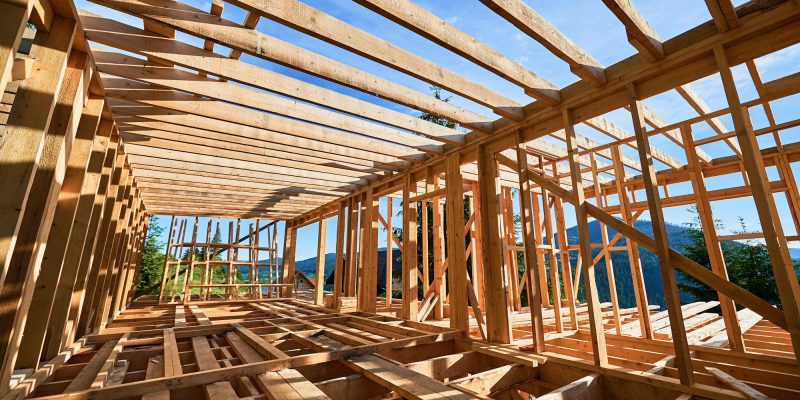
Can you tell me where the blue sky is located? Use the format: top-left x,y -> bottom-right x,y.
76,0 -> 800,261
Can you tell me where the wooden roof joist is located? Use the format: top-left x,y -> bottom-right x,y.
353,0 -> 561,105
127,158 -> 363,193
103,89 -> 420,165
479,0 -> 607,86
118,125 -> 395,177
133,170 -> 348,198
120,136 -> 378,186
79,4 -> 495,133
116,119 -> 403,174
80,8 -> 470,144
135,179 -> 340,202
221,0 -> 533,117
91,50 -> 443,155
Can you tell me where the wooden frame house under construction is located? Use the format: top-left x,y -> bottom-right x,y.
1,0 -> 800,398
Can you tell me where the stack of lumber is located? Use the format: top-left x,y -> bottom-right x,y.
336,297 -> 357,313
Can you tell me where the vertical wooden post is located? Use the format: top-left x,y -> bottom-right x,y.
357,193 -> 368,303
364,189 -> 379,312
159,216 -> 176,303
469,182 -> 486,311
477,144 -> 512,343
385,198 -> 393,307
346,196 -> 359,297
563,108 -> 608,367
680,126 -> 744,351
280,221 -> 296,297
590,153 -> 622,334
315,215 -> 327,306
515,131 -> 545,352
182,217 -> 199,303
333,201 -> 346,305
403,174 -> 419,321
445,153 -> 468,333
552,194 -> 578,329
432,175 -> 445,320
715,46 -> 800,359
422,171 -> 431,296
501,187 -> 521,311
629,94 -> 693,384
610,146 -> 652,338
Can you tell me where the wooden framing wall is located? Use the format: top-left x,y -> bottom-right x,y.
2,0 -> 800,398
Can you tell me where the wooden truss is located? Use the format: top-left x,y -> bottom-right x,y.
1,0 -> 800,398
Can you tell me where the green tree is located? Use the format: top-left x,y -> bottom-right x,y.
677,207 -> 789,307
136,216 -> 166,295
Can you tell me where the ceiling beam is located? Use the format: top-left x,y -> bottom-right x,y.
355,0 -> 561,105
602,0 -> 664,61
480,0 -> 606,86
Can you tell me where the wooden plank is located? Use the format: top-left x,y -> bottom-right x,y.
0,1 -> 31,95
705,366 -> 769,400
343,354 -> 474,400
80,9 -> 461,145
479,0 -> 605,85
602,0 -> 664,61
715,45 -> 800,360
403,174 -> 419,321
355,0 -> 559,107
610,146 -> 652,339
192,335 -> 239,399
333,201 -> 346,304
477,144 -> 512,343
563,108 -> 607,367
680,126 -> 744,351
80,5 -> 489,134
227,0 -> 524,116
0,26 -> 84,389
515,131 -> 545,352
314,217 -> 327,306
17,97 -> 107,369
64,339 -> 120,392
537,373 -> 602,400
445,153 -> 469,333
629,95 -> 693,385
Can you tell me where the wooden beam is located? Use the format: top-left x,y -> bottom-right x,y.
402,174 -> 419,321
679,126 -> 744,352
355,0 -> 560,108
0,0 -> 31,95
224,0 -> 526,117
45,132 -> 119,359
445,153 -> 468,333
17,96 -> 106,369
480,0 -> 606,85
563,108 -> 608,367
314,216 -> 327,306
0,26 -> 83,391
715,45 -> 800,360
515,130 -> 545,352
629,93 -> 693,385
602,0 -> 664,61
80,8 -> 469,143
477,144 -> 512,343
705,0 -> 739,32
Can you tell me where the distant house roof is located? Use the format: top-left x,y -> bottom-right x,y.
294,271 -> 316,288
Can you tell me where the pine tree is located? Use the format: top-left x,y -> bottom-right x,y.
136,216 -> 166,294
677,207 -> 790,307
